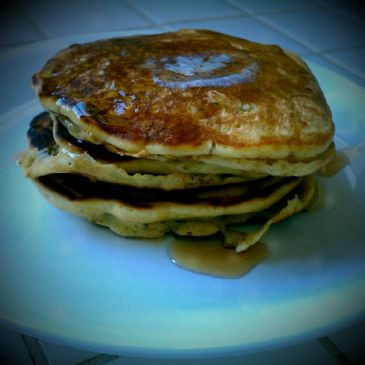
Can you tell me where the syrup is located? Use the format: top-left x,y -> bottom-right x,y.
169,236 -> 268,278
318,150 -> 350,177
305,179 -> 325,212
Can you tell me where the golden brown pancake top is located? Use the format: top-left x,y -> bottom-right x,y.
32,29 -> 334,159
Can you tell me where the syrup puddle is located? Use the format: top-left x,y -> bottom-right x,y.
168,236 -> 268,278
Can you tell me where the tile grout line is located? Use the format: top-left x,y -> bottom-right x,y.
305,44 -> 365,55
222,0 -> 255,15
304,45 -> 365,83
222,0 -> 251,15
12,1 -> 48,40
226,0 -> 360,16
157,13 -> 250,27
122,0 -> 161,28
126,0 -> 250,28
21,335 -> 50,365
322,52 -> 365,81
124,0 -> 252,27
223,0 -> 320,54
0,25 -> 167,62
251,14 -> 318,53
318,336 -> 353,365
75,353 -> 119,365
251,11 -> 365,56
224,0 -> 329,15
331,6 -> 365,25
226,0 -> 365,55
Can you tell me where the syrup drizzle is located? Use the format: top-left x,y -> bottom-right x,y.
305,179 -> 325,212
318,150 -> 350,177
307,144 -> 364,212
318,143 -> 364,177
169,236 -> 268,278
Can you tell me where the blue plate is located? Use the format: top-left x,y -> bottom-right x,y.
0,33 -> 365,357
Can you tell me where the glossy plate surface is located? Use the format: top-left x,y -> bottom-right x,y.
0,33 -> 365,357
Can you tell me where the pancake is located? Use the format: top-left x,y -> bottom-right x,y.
18,29 -> 335,252
34,173 -> 314,252
54,112 -> 335,177
19,112 -> 263,190
32,29 -> 334,161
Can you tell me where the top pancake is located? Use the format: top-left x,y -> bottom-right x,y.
32,29 -> 334,159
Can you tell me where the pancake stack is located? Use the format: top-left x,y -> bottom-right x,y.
18,29 -> 335,252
